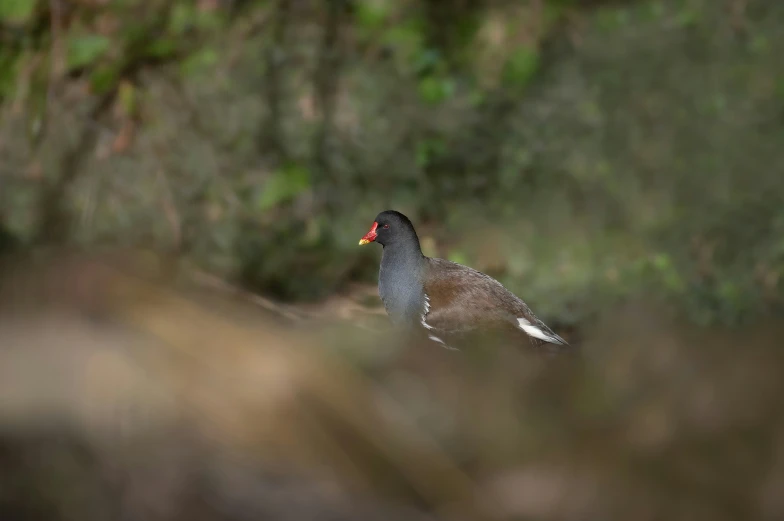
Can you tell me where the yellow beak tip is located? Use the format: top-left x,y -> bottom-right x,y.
358,239 -> 370,246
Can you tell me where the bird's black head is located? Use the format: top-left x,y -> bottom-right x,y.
358,210 -> 420,248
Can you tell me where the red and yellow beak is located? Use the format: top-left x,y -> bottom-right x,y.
358,222 -> 378,245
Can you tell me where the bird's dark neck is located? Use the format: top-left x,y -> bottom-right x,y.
378,239 -> 426,325
380,240 -> 425,271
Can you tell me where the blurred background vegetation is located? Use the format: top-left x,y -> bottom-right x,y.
1,0 -> 784,520
1,0 -> 782,325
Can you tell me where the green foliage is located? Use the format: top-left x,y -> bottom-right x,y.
67,34 -> 111,71
179,47 -> 219,76
0,50 -> 20,99
170,3 -> 197,35
645,1 -> 666,21
118,81 -> 136,115
144,38 -> 180,59
415,138 -> 447,168
236,218 -> 350,301
355,0 -> 390,31
417,74 -> 455,104
596,7 -> 628,32
1,0 -> 783,329
256,164 -> 311,212
675,6 -> 700,28
170,2 -> 225,34
775,77 -> 784,101
89,65 -> 122,94
502,47 -> 540,89
447,250 -> 469,266
628,252 -> 686,296
0,0 -> 36,25
381,19 -> 427,72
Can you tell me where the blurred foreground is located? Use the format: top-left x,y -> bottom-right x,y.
1,251 -> 783,521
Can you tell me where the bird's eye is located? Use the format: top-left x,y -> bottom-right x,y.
382,224 -> 390,229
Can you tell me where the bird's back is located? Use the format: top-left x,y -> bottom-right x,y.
423,257 -> 568,347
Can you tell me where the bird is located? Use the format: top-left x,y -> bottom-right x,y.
358,210 -> 570,352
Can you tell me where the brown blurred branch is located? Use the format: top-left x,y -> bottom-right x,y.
187,268 -> 303,322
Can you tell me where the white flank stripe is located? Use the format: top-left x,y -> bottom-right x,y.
517,317 -> 565,345
428,334 -> 458,351
421,294 -> 434,330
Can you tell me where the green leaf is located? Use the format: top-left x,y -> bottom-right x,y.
170,3 -> 196,35
0,51 -> 20,99
675,8 -> 699,28
652,253 -> 671,271
145,39 -> 179,59
195,7 -> 226,31
355,1 -> 389,30
543,1 -> 570,26
468,89 -> 485,106
415,138 -> 446,168
257,164 -> 311,212
180,48 -> 219,76
382,20 -> 426,69
67,34 -> 111,71
0,0 -> 36,25
90,65 -> 121,94
645,1 -> 666,21
503,46 -> 539,88
415,141 -> 431,168
596,7 -> 629,32
169,2 -> 225,34
448,250 -> 469,266
418,75 -> 455,105
118,81 -> 135,115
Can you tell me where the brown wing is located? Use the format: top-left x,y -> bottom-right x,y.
422,258 -> 568,347
422,260 -> 516,333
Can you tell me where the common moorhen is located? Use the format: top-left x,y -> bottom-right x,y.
359,210 -> 569,350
